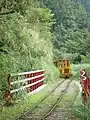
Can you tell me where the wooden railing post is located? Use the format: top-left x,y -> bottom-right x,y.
4,74 -> 13,106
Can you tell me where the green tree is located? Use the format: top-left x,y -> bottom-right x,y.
0,0 -> 59,100
40,0 -> 90,62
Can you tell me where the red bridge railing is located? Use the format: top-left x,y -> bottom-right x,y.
4,69 -> 46,105
8,69 -> 45,94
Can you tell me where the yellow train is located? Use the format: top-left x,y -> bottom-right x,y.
54,59 -> 72,78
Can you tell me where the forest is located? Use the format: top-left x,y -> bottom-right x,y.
0,0 -> 90,100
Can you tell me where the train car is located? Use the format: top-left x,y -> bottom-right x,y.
54,59 -> 72,78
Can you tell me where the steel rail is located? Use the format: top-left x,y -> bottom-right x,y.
16,79 -> 66,120
40,80 -> 72,120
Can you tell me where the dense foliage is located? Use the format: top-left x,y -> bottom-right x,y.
0,0 -> 90,100
40,0 -> 90,63
74,0 -> 90,12
0,0 -> 59,100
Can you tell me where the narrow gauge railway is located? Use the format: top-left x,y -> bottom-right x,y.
17,79 -> 72,120
40,80 -> 71,120
54,59 -> 72,78
16,79 -> 66,120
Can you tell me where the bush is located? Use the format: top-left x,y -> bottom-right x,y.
0,1 -> 59,100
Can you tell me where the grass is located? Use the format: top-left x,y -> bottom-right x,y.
0,79 -> 61,120
71,64 -> 90,120
72,100 -> 90,120
71,64 -> 90,80
0,91 -> 47,120
59,82 -> 79,108
0,64 -> 90,120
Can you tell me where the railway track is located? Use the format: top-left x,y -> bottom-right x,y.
16,79 -> 66,120
18,79 -> 72,120
40,80 -> 71,120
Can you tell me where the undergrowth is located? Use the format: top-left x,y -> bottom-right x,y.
72,100 -> 90,120
71,64 -> 90,120
0,0 -> 60,100
0,79 -> 61,120
71,64 -> 90,80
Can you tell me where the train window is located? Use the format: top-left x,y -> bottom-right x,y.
67,61 -> 69,66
